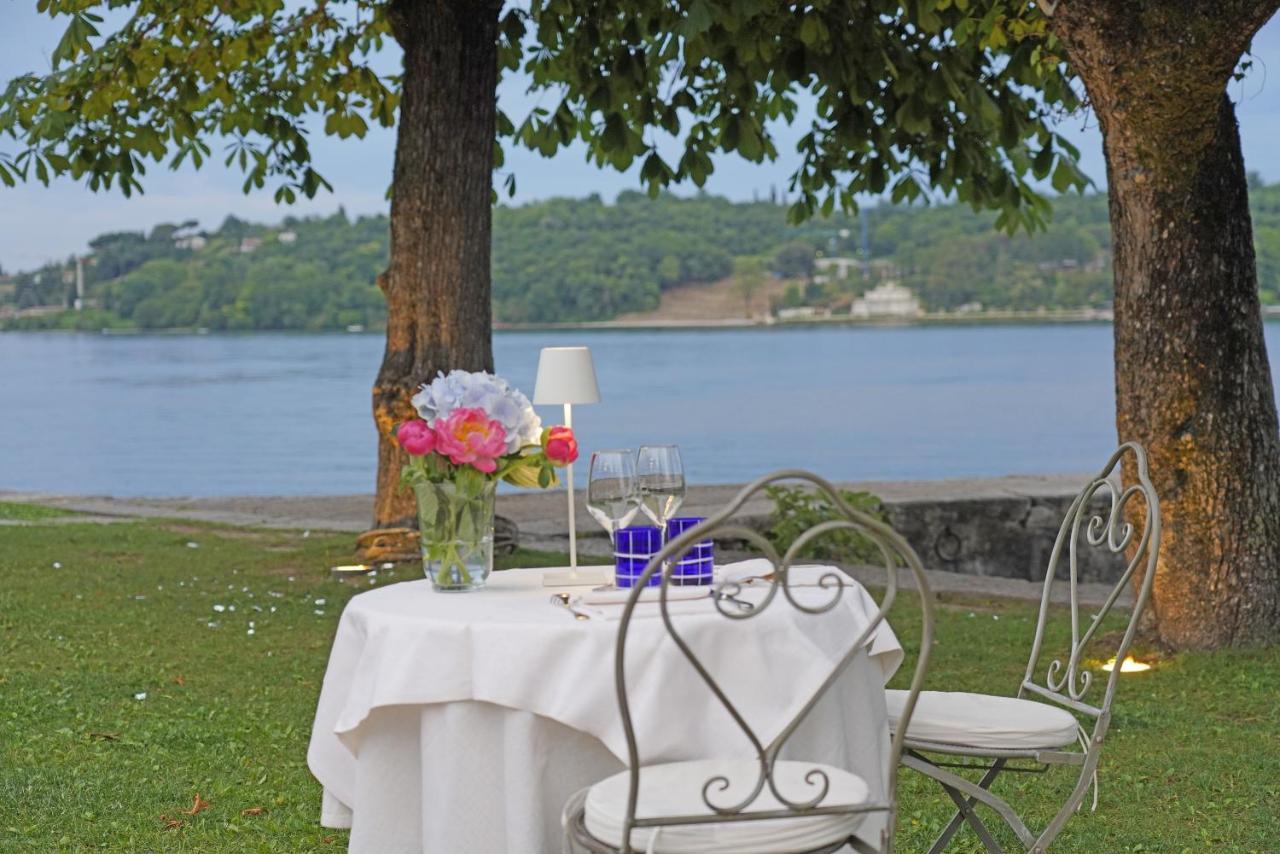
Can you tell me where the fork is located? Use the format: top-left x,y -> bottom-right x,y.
549,592 -> 592,621
710,589 -> 755,611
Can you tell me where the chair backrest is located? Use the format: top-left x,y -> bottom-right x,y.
613,469 -> 934,854
1019,442 -> 1161,728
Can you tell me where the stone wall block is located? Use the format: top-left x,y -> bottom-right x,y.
883,493 -> 1127,584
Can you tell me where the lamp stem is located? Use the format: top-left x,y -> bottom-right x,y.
564,402 -> 577,574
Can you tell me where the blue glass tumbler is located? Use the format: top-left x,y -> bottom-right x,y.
666,516 -> 714,586
614,525 -> 663,588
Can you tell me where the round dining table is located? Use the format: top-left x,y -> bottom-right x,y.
307,563 -> 905,853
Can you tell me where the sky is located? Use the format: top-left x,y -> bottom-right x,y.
1,5 -> 1279,271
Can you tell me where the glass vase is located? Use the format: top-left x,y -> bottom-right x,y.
414,479 -> 496,592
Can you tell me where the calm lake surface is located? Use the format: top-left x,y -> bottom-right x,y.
5,324 -> 1279,497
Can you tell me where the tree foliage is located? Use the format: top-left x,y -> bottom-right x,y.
773,240 -> 817,278
507,0 -> 1090,230
3,0 -> 1088,233
3,209 -> 385,329
493,191 -> 775,321
0,0 -> 397,202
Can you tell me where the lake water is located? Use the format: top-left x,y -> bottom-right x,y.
4,324 -> 1278,497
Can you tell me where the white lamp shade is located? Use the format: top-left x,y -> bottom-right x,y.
532,346 -> 601,405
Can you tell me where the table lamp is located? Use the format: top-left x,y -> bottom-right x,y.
533,346 -> 608,586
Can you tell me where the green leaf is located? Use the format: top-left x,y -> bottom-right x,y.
682,1 -> 714,37
737,120 -> 763,161
1032,144 -> 1053,180
596,112 -> 624,150
414,481 -> 441,530
1051,158 -> 1073,193
457,503 -> 476,544
799,16 -> 827,46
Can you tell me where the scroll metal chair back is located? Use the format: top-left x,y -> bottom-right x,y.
895,442 -> 1161,853
611,469 -> 935,853
1015,440 -> 1161,839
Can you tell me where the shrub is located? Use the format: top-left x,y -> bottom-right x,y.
763,484 -> 887,565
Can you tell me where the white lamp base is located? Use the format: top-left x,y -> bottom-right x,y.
542,566 -> 612,587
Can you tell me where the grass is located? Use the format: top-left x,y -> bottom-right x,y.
0,501 -> 79,521
0,519 -> 1277,852
887,598 -> 1280,851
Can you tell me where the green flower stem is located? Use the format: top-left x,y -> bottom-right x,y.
414,478 -> 495,590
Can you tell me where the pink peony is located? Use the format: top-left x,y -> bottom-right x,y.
434,408 -> 508,473
396,419 -> 436,456
542,425 -> 578,465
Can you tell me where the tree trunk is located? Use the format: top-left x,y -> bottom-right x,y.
1051,2 -> 1280,648
369,0 -> 501,533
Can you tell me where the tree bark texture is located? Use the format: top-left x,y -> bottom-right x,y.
371,0 -> 501,530
1051,1 -> 1280,647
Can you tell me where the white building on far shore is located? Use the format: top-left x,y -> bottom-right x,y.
777,305 -> 831,321
814,256 -> 863,284
850,282 -> 922,319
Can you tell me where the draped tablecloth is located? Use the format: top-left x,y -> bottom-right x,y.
308,565 -> 904,853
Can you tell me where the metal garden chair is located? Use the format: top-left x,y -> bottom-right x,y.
561,469 -> 935,854
887,442 -> 1161,853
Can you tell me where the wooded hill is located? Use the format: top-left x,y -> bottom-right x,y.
5,179 -> 1280,330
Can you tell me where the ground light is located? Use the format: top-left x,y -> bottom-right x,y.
1101,656 -> 1151,673
330,564 -> 371,580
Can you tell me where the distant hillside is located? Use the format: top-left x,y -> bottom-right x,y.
5,180 -> 1280,331
1,211 -> 387,331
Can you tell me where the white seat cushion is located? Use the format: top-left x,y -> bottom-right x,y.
583,758 -> 871,853
886,689 -> 1079,751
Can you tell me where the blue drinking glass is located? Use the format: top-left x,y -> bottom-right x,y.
614,525 -> 663,588
666,516 -> 714,586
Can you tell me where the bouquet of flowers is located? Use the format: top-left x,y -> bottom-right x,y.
397,369 -> 577,487
394,370 -> 578,590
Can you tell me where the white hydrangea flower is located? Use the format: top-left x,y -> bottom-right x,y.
412,369 -> 542,455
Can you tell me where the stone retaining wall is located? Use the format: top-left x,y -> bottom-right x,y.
882,490 -> 1126,584
555,475 -> 1129,585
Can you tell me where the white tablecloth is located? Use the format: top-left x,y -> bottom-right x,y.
308,565 -> 903,853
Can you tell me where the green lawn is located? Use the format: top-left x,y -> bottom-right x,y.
0,518 -> 1276,852
0,501 -> 79,521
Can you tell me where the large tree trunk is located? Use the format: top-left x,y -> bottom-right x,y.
1051,1 -> 1280,648
369,0 -> 501,534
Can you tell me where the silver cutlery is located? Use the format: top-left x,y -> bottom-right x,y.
549,592 -> 592,621
710,589 -> 755,611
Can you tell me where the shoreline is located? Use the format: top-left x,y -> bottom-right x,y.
4,311 -> 1117,336
9,306 -> 1280,336
8,305 -> 1280,335
495,308 -> 1118,331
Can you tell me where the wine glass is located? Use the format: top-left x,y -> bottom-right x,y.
586,450 -> 640,546
636,445 -> 686,537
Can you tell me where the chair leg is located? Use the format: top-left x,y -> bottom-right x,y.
937,781 -> 1002,853
561,788 -> 589,854
927,757 -> 1008,853
903,752 -> 1035,850
1032,748 -> 1102,852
